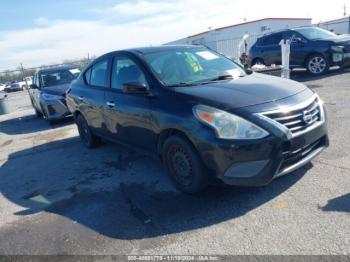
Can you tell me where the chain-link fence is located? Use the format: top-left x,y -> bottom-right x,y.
0,57 -> 93,85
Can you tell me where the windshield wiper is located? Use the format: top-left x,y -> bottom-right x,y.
208,74 -> 234,82
194,74 -> 235,85
166,74 -> 239,88
166,82 -> 199,88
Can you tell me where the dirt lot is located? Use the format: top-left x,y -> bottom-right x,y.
0,69 -> 349,255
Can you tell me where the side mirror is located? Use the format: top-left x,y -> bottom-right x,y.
292,37 -> 305,45
122,82 -> 150,95
30,84 -> 39,89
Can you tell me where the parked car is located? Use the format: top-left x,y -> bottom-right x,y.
249,27 -> 350,75
4,80 -> 27,92
28,65 -> 81,124
24,76 -> 33,87
67,45 -> 329,193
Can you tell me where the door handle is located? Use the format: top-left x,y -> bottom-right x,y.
106,101 -> 115,108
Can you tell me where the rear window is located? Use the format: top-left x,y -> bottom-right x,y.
261,33 -> 283,46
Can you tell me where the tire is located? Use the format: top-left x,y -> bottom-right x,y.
162,135 -> 208,193
30,99 -> 42,117
306,54 -> 329,75
252,58 -> 265,66
40,104 -> 54,125
34,108 -> 43,118
76,114 -> 101,148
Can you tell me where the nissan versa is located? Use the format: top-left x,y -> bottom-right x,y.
66,45 -> 329,193
29,65 -> 81,124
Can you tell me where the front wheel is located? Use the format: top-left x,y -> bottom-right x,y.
76,114 -> 101,148
306,54 -> 329,75
34,108 -> 43,118
30,99 -> 42,117
162,136 -> 208,193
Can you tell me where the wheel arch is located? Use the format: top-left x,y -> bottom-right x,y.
157,128 -> 198,158
251,57 -> 265,66
304,52 -> 327,67
72,110 -> 82,120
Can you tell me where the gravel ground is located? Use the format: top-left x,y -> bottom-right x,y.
0,69 -> 349,255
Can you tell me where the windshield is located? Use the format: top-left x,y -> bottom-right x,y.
143,48 -> 246,87
294,27 -> 337,40
40,68 -> 80,88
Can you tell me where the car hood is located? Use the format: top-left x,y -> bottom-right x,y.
174,73 -> 308,110
315,34 -> 350,45
42,83 -> 70,96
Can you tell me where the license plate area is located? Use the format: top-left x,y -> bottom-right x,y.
333,53 -> 344,63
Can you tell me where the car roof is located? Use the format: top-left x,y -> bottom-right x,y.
260,29 -> 289,38
291,26 -> 318,31
260,26 -> 318,38
37,65 -> 79,74
100,45 -> 207,58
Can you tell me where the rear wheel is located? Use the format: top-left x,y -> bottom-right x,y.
306,54 -> 329,75
76,114 -> 101,148
162,136 -> 208,193
252,58 -> 265,66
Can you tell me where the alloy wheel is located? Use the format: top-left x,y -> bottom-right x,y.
308,56 -> 327,74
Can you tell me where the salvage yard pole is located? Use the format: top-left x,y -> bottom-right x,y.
279,39 -> 291,79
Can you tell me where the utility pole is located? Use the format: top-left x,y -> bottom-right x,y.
344,3 -> 347,17
20,63 -> 28,89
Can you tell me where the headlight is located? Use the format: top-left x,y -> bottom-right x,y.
193,105 -> 269,140
331,45 -> 344,52
42,93 -> 63,101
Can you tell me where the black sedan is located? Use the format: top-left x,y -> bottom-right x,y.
28,65 -> 80,124
67,45 -> 328,193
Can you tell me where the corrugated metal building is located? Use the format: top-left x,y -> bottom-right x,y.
167,18 -> 312,60
317,16 -> 350,35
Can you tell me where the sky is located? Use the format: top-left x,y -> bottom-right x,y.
0,0 -> 348,70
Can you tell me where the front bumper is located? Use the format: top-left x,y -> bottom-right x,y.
43,98 -> 71,120
193,105 -> 328,187
332,52 -> 350,66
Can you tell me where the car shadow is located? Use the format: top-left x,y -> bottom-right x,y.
0,137 -> 311,240
321,193 -> 350,213
291,67 -> 350,82
0,114 -> 74,135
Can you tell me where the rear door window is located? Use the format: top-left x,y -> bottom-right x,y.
84,68 -> 92,85
90,59 -> 108,87
262,33 -> 283,46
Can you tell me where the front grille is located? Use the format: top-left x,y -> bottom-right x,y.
279,136 -> 325,171
262,96 -> 322,136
